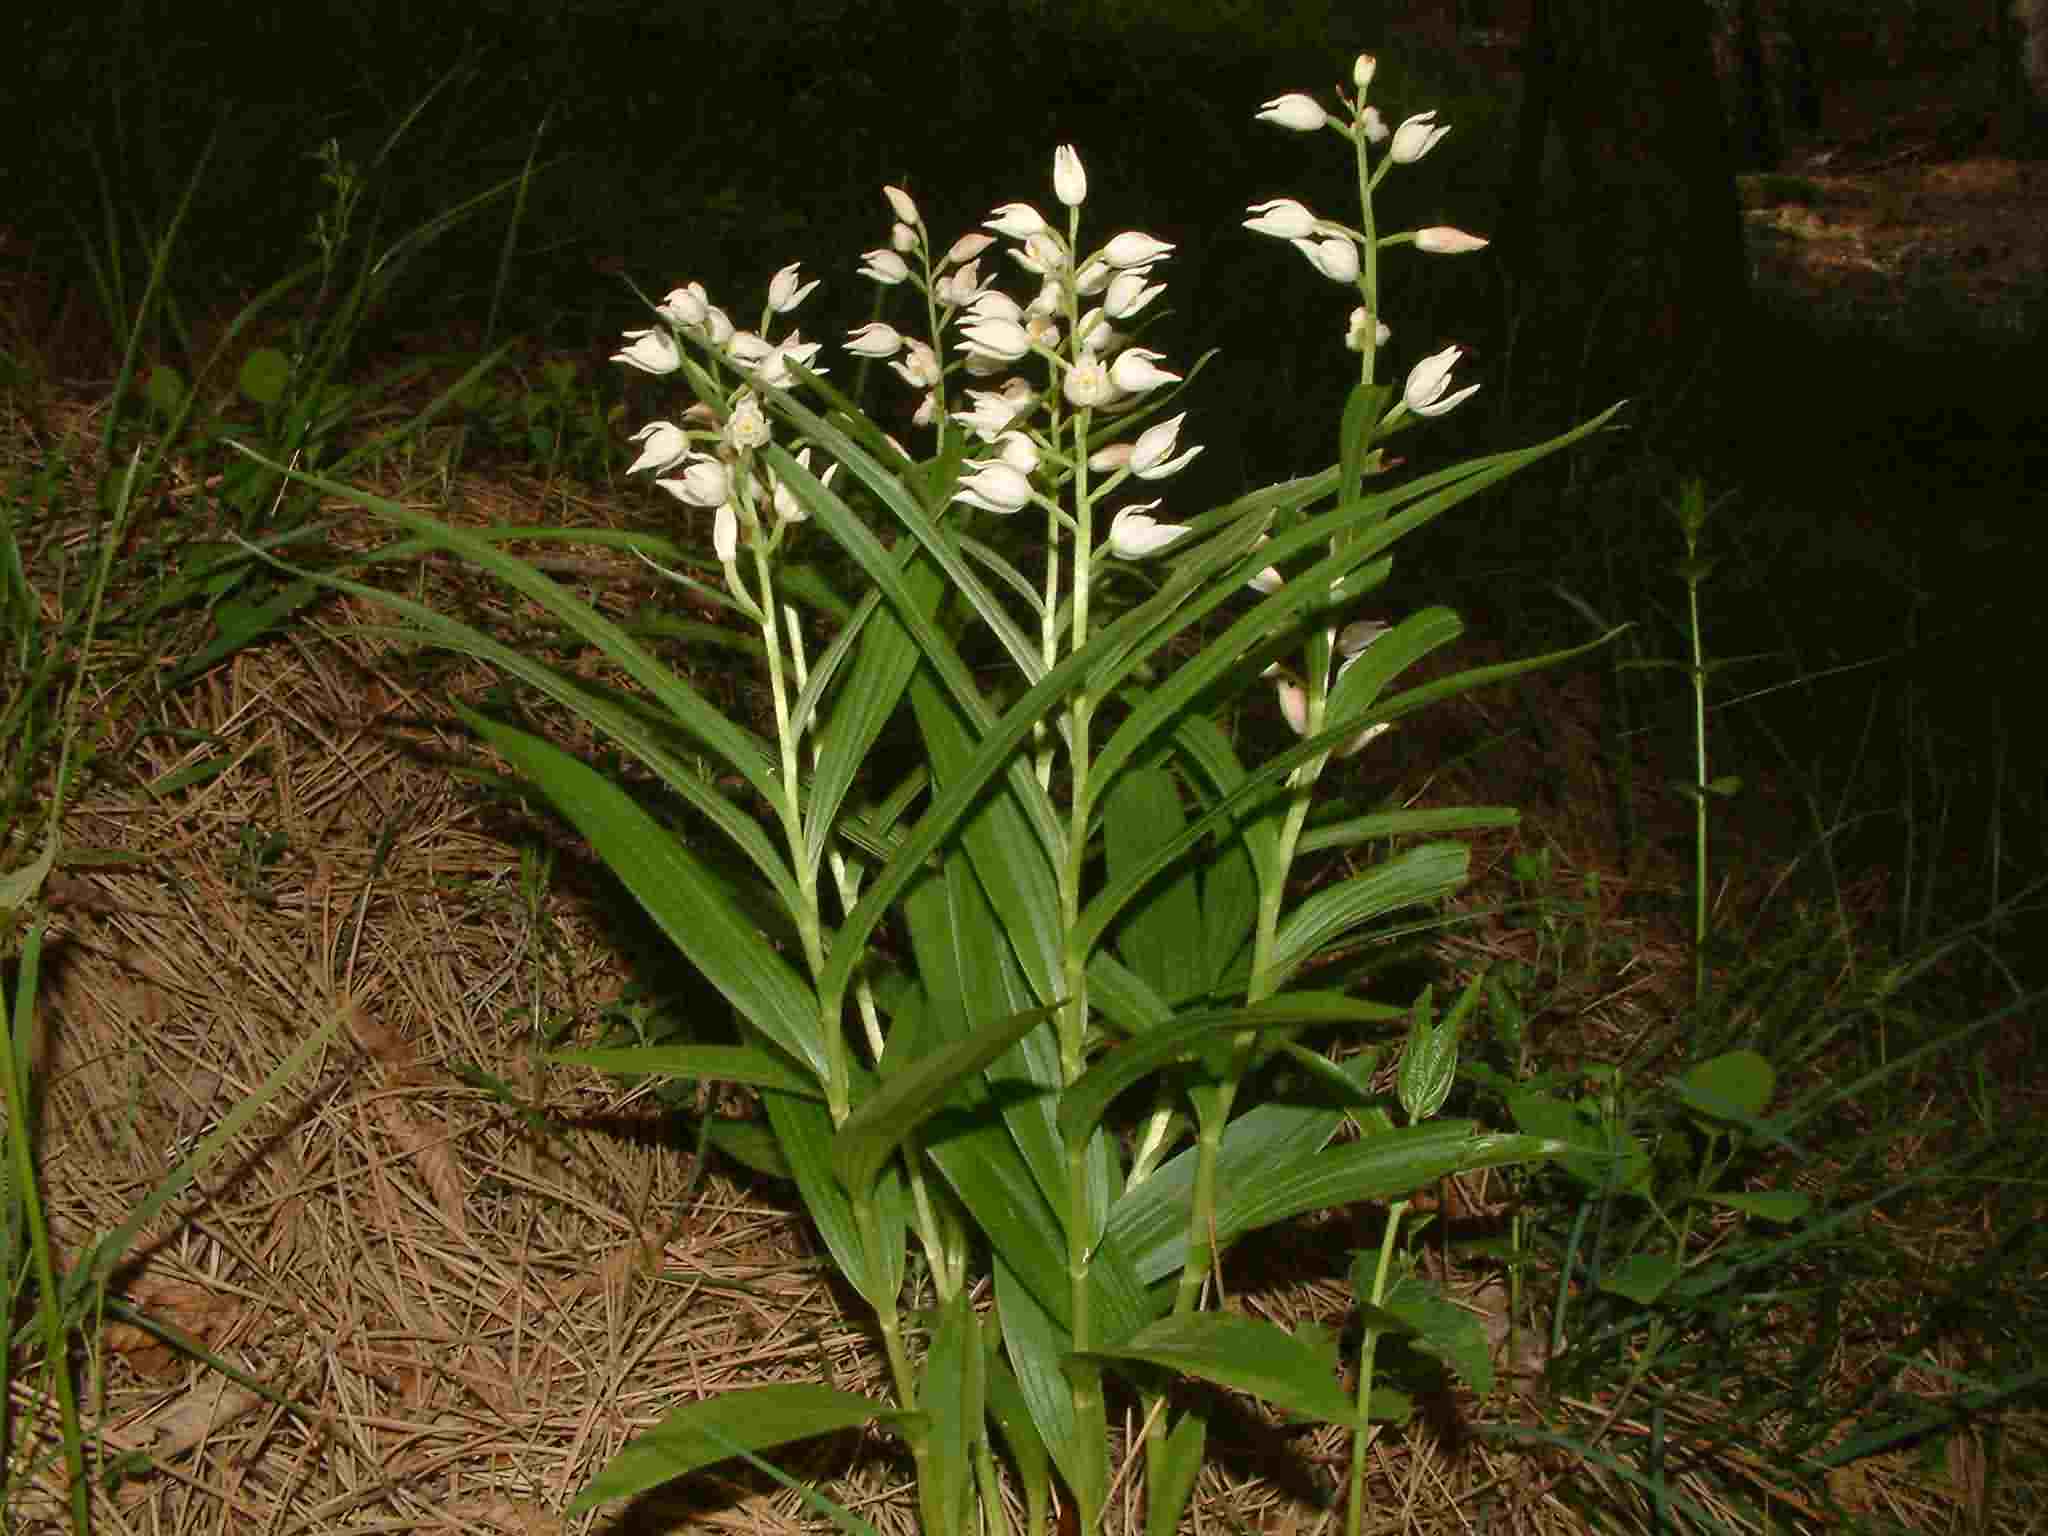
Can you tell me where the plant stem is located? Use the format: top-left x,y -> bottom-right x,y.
1348,1199 -> 1408,1536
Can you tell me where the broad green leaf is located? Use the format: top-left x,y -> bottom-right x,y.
1504,1089 -> 1648,1192
0,831 -> 56,911
1104,764 -> 1206,1004
1673,1048 -> 1775,1121
1145,1411 -> 1207,1536
1704,1188 -> 1811,1224
1085,951 -> 1175,1036
1215,1126 -> 1561,1250
565,1383 -> 901,1512
765,1089 -> 906,1308
1267,843 -> 1469,989
237,346 -> 292,405
1106,1052 -> 1382,1284
996,1255 -> 1107,1528
833,1000 -> 1060,1201
470,715 -> 827,1084
1599,1252 -> 1681,1305
1085,1313 -> 1361,1428
1397,972 -> 1481,1124
549,1043 -> 820,1097
1373,1270 -> 1493,1397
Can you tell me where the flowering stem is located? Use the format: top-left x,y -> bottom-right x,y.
1355,120 -> 1380,388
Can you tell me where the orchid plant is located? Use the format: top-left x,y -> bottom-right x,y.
280,52 -> 1621,1536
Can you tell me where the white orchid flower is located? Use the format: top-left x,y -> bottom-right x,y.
1109,348 -> 1179,394
1107,503 -> 1191,558
626,420 -> 692,475
1064,357 -> 1116,408
1103,231 -> 1174,268
1403,344 -> 1480,417
767,261 -> 820,313
845,322 -> 906,358
1257,93 -> 1328,132
656,283 -> 710,329
656,455 -> 731,509
725,392 -> 771,451
1104,270 -> 1165,319
954,461 -> 1035,514
1243,198 -> 1322,240
612,328 -> 681,375
1389,111 -> 1450,164
1130,412 -> 1202,479
1292,234 -> 1361,284
986,202 -> 1049,239
859,248 -> 911,285
884,185 -> 921,227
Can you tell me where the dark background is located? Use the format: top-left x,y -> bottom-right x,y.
5,0 -> 2044,946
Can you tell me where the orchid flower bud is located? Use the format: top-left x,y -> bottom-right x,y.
1107,503 -> 1191,558
1414,226 -> 1490,254
845,322 -> 906,358
1103,231 -> 1174,268
891,222 -> 920,253
1109,348 -> 1179,394
1053,144 -> 1088,207
1257,93 -> 1329,132
1362,106 -> 1389,143
626,421 -> 692,475
613,328 -> 682,375
1293,234 -> 1361,284
1403,345 -> 1480,417
945,231 -> 996,267
1088,442 -> 1133,473
953,389 -> 1023,440
884,185 -> 921,227
954,461 -> 1034,514
1274,677 -> 1310,736
860,248 -> 910,285
968,290 -> 1025,324
1243,198 -> 1322,239
1354,53 -> 1377,92
1130,412 -> 1202,479
713,503 -> 739,563
1389,111 -> 1450,164
768,261 -> 820,313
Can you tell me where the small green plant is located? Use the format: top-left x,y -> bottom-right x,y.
263,51 -> 1629,1536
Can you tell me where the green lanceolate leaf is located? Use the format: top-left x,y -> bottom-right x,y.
1103,764 -> 1206,1005
1058,997 -> 1390,1152
1396,971 -> 1482,1124
918,1291 -> 978,1536
566,1383 -> 905,1512
1145,1410 -> 1208,1536
996,1254 -> 1108,1527
549,1043 -> 821,1097
983,1333 -> 1051,1536
1704,1188 -> 1811,1224
832,1000 -> 1060,1202
1107,1051 -> 1381,1283
1297,804 -> 1519,854
1214,1125 -> 1562,1251
1599,1252 -> 1681,1305
766,1089 -> 907,1309
1267,842 -> 1469,990
1085,1312 -> 1362,1428
803,577 -> 924,879
468,714 -> 828,1085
